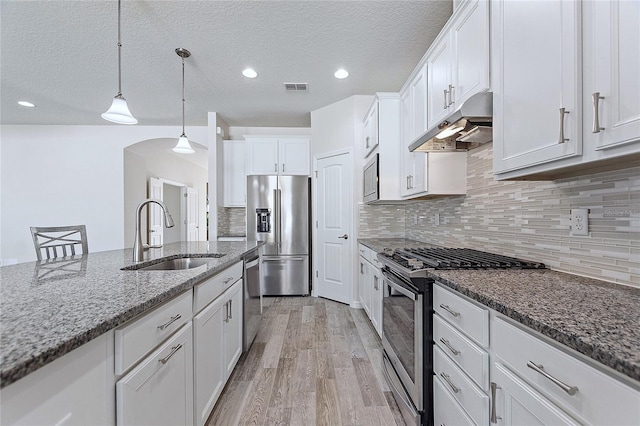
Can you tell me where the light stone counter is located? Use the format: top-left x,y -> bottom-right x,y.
0,241 -> 263,388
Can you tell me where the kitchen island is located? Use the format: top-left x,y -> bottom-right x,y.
359,237 -> 640,383
0,240 -> 263,388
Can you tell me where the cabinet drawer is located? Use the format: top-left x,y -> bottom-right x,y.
193,261 -> 243,313
494,317 -> 640,426
434,314 -> 489,391
434,346 -> 489,426
434,283 -> 489,347
434,370 -> 475,426
116,322 -> 193,426
115,290 -> 192,375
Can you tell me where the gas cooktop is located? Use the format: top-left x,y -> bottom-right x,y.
378,247 -> 545,276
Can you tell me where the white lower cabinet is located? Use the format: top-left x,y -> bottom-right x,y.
492,363 -> 579,426
0,333 -> 114,426
358,244 -> 382,337
116,323 -> 194,426
435,282 -> 640,426
193,278 -> 243,426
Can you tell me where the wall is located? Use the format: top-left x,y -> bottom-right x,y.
359,144 -> 640,288
0,124 -> 207,263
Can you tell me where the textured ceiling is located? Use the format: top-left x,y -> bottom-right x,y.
1,1 -> 452,128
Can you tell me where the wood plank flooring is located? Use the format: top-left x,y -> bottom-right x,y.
206,296 -> 406,426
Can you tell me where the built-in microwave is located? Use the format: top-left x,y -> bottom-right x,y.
363,153 -> 379,203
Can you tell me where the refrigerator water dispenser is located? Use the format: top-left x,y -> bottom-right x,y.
256,208 -> 271,233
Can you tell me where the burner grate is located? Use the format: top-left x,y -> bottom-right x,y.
384,248 -> 545,270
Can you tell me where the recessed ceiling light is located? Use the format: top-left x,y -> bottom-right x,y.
18,101 -> 36,108
334,69 -> 349,79
242,68 -> 258,78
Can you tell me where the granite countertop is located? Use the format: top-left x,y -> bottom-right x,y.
0,241 -> 263,389
358,238 -> 640,383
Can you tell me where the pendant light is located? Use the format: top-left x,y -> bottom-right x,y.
102,0 -> 137,124
173,48 -> 194,154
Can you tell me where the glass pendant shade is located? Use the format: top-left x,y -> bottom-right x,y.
173,133 -> 194,154
102,95 -> 138,124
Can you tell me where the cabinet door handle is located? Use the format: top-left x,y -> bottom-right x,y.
490,382 -> 501,423
448,84 -> 454,106
282,164 -> 285,173
527,361 -> 578,395
365,136 -> 370,148
439,303 -> 460,318
158,344 -> 183,365
592,92 -> 605,133
157,314 -> 181,331
558,108 -> 569,143
406,176 -> 410,190
228,299 -> 233,320
443,89 -> 449,110
373,276 -> 378,291
439,338 -> 461,356
439,372 -> 460,393
224,301 -> 229,323
274,163 -> 278,172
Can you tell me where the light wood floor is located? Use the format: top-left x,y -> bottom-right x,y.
206,296 -> 407,426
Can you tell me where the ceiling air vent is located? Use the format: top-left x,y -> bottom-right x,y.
283,82 -> 309,92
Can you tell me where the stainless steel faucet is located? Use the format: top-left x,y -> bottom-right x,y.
133,198 -> 175,262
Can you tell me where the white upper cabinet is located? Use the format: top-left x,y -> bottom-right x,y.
427,0 -> 490,130
583,0 -> 640,152
400,69 -> 467,199
493,0 -> 639,179
492,0 -> 581,175
363,101 -> 379,158
223,140 -> 246,207
245,136 -> 310,176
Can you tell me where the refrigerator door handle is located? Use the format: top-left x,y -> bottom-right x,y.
263,257 -> 306,262
277,188 -> 282,245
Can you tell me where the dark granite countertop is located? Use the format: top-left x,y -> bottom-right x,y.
358,238 -> 640,383
0,241 -> 263,389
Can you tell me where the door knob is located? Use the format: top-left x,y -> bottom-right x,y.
338,234 -> 348,240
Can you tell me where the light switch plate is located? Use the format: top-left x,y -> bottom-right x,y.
571,208 -> 589,236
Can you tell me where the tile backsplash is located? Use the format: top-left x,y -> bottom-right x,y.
217,207 -> 246,237
359,144 -> 639,288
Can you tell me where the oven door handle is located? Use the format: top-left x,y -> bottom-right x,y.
382,271 -> 418,301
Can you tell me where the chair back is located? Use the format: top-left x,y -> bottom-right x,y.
30,225 -> 89,261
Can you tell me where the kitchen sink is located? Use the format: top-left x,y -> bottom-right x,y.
122,254 -> 225,271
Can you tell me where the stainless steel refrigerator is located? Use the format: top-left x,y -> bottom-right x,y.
246,175 -> 310,296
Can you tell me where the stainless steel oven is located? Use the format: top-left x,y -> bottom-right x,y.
381,267 -> 433,426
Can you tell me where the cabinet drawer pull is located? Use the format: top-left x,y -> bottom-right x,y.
439,338 -> 461,356
558,108 -> 569,143
592,92 -> 605,133
490,382 -> 501,423
440,372 -> 460,394
158,344 -> 182,365
223,277 -> 234,284
157,314 -> 181,331
439,304 -> 460,318
527,361 -> 578,395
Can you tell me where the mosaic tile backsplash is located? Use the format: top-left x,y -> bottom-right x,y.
218,207 -> 246,237
359,144 -> 640,288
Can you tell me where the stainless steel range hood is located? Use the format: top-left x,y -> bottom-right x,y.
409,92 -> 493,152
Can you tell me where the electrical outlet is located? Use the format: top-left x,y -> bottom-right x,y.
434,213 -> 440,226
571,208 -> 589,236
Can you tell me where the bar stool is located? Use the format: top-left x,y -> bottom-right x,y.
30,225 -> 89,261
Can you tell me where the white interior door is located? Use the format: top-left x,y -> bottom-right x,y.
148,177 -> 163,246
315,151 -> 352,304
184,186 -> 199,242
